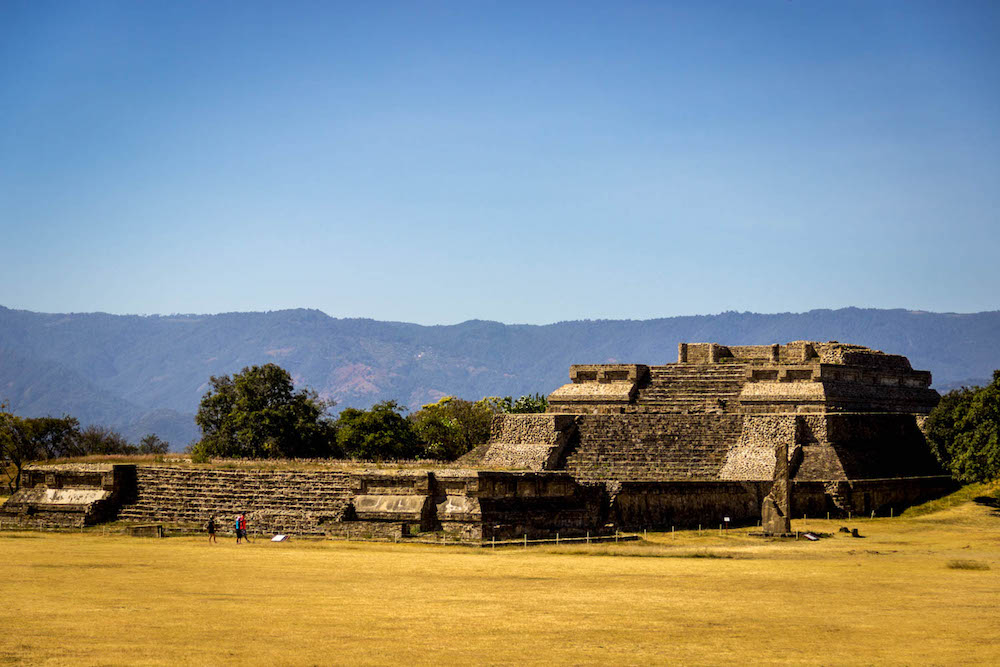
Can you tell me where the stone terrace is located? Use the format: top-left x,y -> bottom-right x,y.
117,467 -> 355,536
564,414 -> 743,482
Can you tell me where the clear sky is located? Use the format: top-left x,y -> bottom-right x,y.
1,1 -> 998,324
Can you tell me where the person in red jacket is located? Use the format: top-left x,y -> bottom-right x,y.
239,513 -> 251,543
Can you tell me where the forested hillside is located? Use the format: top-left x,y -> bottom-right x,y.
1,306 -> 998,450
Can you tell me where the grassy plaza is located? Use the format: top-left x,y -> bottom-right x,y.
2,486 -> 999,666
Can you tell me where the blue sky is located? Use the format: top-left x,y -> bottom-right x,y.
1,1 -> 998,324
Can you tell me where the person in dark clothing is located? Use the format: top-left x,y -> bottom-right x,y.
207,516 -> 217,543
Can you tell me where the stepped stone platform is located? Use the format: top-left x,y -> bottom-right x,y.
485,340 -> 955,529
1,341 -> 956,540
0,464 -> 135,528
116,467 -> 356,536
2,464 -> 603,541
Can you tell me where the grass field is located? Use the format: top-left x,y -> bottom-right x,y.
2,491 -> 999,666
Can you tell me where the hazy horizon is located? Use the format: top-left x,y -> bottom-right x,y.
4,303 -> 1000,329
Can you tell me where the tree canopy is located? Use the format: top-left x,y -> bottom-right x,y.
192,363 -> 337,460
1,407 -> 37,493
491,392 -> 549,414
409,396 -> 495,461
22,415 -> 81,459
926,370 -> 1000,483
1,407 -> 170,491
334,400 -> 419,461
184,367 -> 553,463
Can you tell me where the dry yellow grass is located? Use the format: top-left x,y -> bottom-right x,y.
2,500 -> 999,666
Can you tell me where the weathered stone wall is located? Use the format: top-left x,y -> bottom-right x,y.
0,464 -> 136,528
726,345 -> 779,362
792,476 -> 956,517
468,472 -> 605,540
794,414 -> 943,480
549,365 -> 649,413
564,414 -> 743,482
489,414 -> 574,445
117,467 -> 355,536
631,364 -> 746,414
611,481 -> 771,528
3,464 -> 608,541
718,415 -> 797,480
481,414 -> 577,470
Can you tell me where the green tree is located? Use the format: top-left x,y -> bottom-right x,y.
481,393 -> 549,414
334,400 -> 419,461
138,434 -> 170,455
926,371 -> 1000,483
77,424 -> 137,455
24,415 -> 82,458
193,364 -> 337,459
1,405 -> 40,493
925,386 -> 975,469
410,396 -> 495,461
507,392 -> 549,413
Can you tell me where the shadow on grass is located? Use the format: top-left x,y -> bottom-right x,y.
972,495 -> 999,508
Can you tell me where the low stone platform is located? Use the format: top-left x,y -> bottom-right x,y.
126,524 -> 165,538
0,464 -> 135,528
0,464 -> 609,542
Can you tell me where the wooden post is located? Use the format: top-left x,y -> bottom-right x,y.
586,531 -> 590,544
524,534 -> 527,548
556,532 -> 559,545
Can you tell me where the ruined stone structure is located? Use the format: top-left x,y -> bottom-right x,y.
1,342 -> 954,540
481,340 -> 950,531
0,464 -> 135,528
1,464 -> 601,541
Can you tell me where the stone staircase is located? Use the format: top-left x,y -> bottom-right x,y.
565,414 -> 744,482
117,467 -> 355,535
634,364 -> 747,413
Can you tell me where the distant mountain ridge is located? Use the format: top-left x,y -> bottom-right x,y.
1,305 -> 998,450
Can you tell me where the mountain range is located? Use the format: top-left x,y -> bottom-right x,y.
1,305 -> 998,450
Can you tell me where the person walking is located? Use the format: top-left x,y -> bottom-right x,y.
240,512 -> 251,542
235,513 -> 243,544
206,516 -> 217,543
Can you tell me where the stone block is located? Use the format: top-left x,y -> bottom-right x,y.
761,496 -> 790,534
